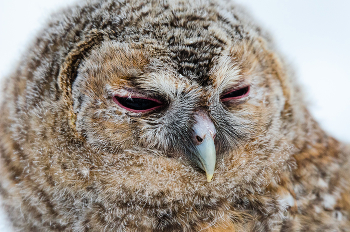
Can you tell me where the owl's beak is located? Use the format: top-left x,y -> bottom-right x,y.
192,111 -> 216,182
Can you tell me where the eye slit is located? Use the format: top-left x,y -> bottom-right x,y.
113,96 -> 163,113
221,86 -> 250,102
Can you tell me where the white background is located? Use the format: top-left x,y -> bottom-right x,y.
0,0 -> 350,230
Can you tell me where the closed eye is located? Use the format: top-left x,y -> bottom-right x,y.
221,86 -> 250,102
113,95 -> 163,113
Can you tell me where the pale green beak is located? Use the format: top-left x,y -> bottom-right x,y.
192,111 -> 217,182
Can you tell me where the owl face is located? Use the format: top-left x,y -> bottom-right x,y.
72,37 -> 287,185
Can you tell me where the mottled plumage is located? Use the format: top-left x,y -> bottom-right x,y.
1,0 -> 350,231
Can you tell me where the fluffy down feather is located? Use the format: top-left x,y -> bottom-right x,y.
0,0 -> 350,231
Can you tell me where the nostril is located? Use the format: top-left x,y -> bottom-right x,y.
196,135 -> 204,143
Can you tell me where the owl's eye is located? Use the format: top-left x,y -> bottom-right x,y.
113,95 -> 163,113
221,86 -> 250,102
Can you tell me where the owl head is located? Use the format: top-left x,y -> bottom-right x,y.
0,0 -> 316,230
63,0 -> 306,188
1,0 -> 310,220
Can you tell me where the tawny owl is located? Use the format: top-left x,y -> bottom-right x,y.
1,0 -> 350,231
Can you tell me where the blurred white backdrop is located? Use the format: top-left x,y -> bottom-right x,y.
0,0 -> 350,230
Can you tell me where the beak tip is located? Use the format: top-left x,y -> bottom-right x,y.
206,174 -> 213,182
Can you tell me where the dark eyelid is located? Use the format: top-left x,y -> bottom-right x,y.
113,95 -> 164,113
114,94 -> 162,104
221,84 -> 250,95
221,85 -> 250,102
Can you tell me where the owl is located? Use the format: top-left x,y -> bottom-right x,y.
1,0 -> 350,231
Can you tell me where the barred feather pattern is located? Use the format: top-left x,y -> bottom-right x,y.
1,0 -> 350,231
